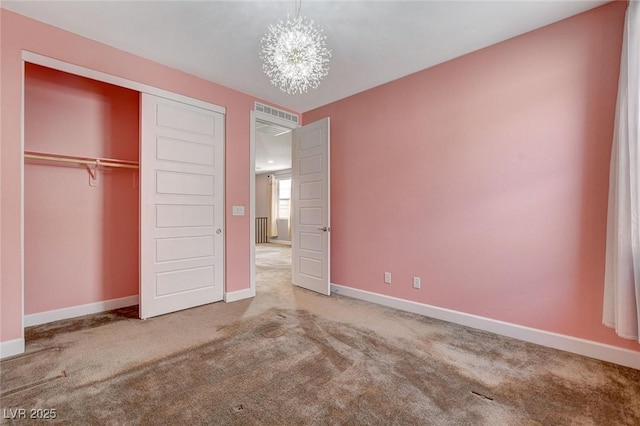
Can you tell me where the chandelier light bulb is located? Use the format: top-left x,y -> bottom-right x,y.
261,15 -> 332,94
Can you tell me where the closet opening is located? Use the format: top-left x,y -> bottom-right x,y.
23,63 -> 140,328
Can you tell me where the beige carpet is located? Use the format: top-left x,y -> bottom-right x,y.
1,243 -> 639,425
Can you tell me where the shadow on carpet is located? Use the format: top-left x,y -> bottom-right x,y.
0,348 -> 66,397
24,305 -> 139,343
1,308 -> 639,425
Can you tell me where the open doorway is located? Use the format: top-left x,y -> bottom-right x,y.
250,109 -> 298,296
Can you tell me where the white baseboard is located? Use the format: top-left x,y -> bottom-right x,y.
268,239 -> 292,246
225,287 -> 255,303
0,338 -> 25,359
24,295 -> 139,327
330,283 -> 640,370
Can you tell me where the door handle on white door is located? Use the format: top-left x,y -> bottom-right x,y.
216,229 -> 222,234
317,227 -> 330,232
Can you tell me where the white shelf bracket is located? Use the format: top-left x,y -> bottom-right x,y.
87,159 -> 100,187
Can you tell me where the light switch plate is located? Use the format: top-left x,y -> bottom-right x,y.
232,205 -> 245,216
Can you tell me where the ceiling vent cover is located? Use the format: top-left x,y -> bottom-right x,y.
255,119 -> 292,136
255,102 -> 299,125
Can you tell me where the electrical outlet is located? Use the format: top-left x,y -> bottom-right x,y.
384,272 -> 392,284
413,276 -> 421,289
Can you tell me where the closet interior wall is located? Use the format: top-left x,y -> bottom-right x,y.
24,63 -> 140,316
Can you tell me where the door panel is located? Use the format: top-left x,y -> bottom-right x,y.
157,103 -> 217,135
292,118 -> 330,295
156,171 -> 214,196
156,236 -> 215,262
141,93 -> 224,319
156,267 -> 214,295
156,137 -> 215,165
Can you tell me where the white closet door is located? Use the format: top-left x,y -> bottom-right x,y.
140,93 -> 224,319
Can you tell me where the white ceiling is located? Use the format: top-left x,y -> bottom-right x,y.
2,0 -> 608,113
255,131 -> 292,173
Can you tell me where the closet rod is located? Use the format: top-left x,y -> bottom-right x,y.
24,151 -> 139,170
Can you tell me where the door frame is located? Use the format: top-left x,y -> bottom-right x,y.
19,51 -> 226,339
249,110 -> 299,297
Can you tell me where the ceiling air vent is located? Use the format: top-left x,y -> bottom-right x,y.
255,119 -> 292,136
255,102 -> 299,125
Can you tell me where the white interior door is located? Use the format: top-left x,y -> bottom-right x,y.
292,117 -> 330,295
140,93 -> 224,319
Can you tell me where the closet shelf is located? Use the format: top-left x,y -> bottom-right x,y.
24,150 -> 139,169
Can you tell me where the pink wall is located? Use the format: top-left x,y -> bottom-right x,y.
305,1 -> 638,352
1,10 -> 278,342
24,64 -> 139,314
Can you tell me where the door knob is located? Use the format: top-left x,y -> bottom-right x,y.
317,227 -> 330,232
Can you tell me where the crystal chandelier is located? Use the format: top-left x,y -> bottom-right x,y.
260,3 -> 331,95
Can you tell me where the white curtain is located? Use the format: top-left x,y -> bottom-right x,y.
603,1 -> 640,342
268,175 -> 279,238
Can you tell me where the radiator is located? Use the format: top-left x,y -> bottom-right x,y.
256,217 -> 268,243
